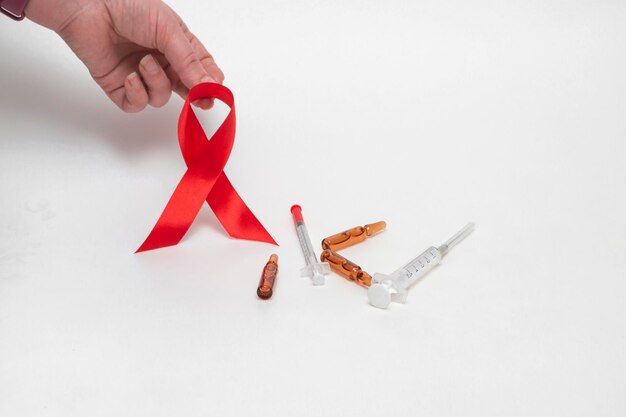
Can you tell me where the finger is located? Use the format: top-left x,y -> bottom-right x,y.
122,72 -> 149,113
158,52 -> 215,110
162,62 -> 188,99
161,60 -> 214,109
166,65 -> 214,109
193,44 -> 224,84
164,8 -> 225,84
179,22 -> 225,84
171,25 -> 220,109
138,54 -> 172,108
194,98 -> 215,110
157,18 -> 215,91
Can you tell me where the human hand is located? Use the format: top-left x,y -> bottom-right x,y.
26,0 -> 224,112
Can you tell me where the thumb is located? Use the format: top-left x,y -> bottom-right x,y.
158,20 -> 216,90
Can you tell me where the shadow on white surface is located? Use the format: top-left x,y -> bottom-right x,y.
0,38 -> 180,157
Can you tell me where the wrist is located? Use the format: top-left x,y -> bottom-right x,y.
25,0 -> 92,32
1,0 -> 28,20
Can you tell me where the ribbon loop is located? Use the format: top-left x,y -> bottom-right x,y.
136,83 -> 276,253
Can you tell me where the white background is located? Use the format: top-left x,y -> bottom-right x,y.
1,0 -> 625,416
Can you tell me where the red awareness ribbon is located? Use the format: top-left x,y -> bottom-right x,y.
136,83 -> 277,252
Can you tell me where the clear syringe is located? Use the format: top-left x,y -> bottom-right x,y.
368,222 -> 475,309
290,205 -> 330,285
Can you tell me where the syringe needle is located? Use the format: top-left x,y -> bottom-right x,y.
438,222 -> 475,256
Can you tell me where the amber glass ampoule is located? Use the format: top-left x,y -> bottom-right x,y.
321,221 -> 387,251
320,249 -> 372,288
257,254 -> 278,299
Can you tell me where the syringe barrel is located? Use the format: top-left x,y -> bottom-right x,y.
295,223 -> 318,266
391,246 -> 442,290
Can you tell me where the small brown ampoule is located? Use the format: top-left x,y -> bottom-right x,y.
321,221 -> 387,251
320,249 -> 372,288
257,254 -> 278,299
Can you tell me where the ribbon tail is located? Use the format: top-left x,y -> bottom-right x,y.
208,173 -> 278,245
136,171 -> 216,253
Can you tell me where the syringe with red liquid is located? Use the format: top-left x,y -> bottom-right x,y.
291,205 -> 330,285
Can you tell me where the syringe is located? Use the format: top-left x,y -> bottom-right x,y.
368,222 -> 475,309
291,205 -> 330,285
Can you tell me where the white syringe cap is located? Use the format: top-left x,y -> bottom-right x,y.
368,274 -> 407,309
368,283 -> 392,309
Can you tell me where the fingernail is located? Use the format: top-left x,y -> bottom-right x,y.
140,55 -> 159,74
200,76 -> 217,84
127,72 -> 140,87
